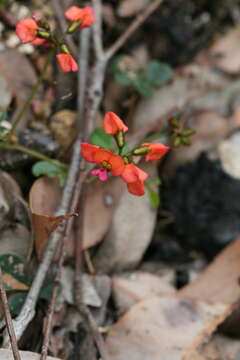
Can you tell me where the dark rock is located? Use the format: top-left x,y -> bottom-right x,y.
164,153 -> 240,258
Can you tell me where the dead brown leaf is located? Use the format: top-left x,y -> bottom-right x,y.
210,26 -> 240,74
0,49 -> 37,128
179,236 -> 240,304
29,176 -> 75,259
106,296 -> 230,360
2,273 -> 28,291
113,271 -> 175,313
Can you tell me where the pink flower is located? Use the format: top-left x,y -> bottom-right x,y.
65,7 -> 95,29
56,53 -> 78,72
91,168 -> 108,181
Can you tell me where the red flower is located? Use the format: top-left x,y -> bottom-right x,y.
81,143 -> 125,176
56,53 -> 78,72
103,112 -> 128,135
16,18 -> 38,43
121,164 -> 148,196
65,6 -> 95,28
142,143 -> 170,161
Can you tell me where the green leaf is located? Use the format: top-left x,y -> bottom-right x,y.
32,161 -> 67,186
121,144 -> 130,156
0,254 -> 29,290
132,78 -> 154,98
146,60 -> 172,87
112,56 -> 133,85
89,128 -> 113,150
8,292 -> 27,316
148,188 -> 160,208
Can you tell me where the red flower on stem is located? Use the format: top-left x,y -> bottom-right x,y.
16,18 -> 38,43
81,143 -> 125,177
65,6 -> 95,29
56,53 -> 78,72
142,142 -> 170,161
16,18 -> 48,46
81,143 -> 148,196
103,112 -> 128,135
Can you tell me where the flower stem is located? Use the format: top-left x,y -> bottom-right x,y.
0,142 -> 66,169
6,50 -> 54,142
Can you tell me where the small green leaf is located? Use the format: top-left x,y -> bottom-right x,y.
112,56 -> 133,85
148,188 -> 160,208
146,60 -> 172,86
132,78 -> 154,98
121,144 -> 130,156
89,128 -> 113,150
8,292 -> 27,316
32,161 -> 67,186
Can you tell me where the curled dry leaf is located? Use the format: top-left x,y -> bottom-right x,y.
29,176 -> 76,259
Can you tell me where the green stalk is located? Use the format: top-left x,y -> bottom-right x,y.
0,142 -> 66,169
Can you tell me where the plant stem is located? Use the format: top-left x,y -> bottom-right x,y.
0,143 -> 66,169
7,50 -> 54,141
0,267 -> 22,360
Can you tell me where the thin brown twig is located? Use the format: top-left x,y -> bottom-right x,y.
40,212 -> 78,360
87,0 -> 163,126
105,0 -> 163,60
0,268 -> 21,360
3,140 -> 81,347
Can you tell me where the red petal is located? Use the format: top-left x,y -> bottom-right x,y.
31,37 -> 47,46
56,54 -> 78,72
16,18 -> 37,43
142,143 -> 170,161
65,6 -> 82,22
121,164 -> 148,183
103,112 -> 128,135
109,154 -> 125,176
65,6 -> 95,28
93,149 -> 112,165
81,143 -> 99,162
127,181 -> 145,196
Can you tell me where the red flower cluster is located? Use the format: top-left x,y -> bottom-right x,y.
81,112 -> 170,196
65,6 -> 95,29
16,7 -> 95,73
